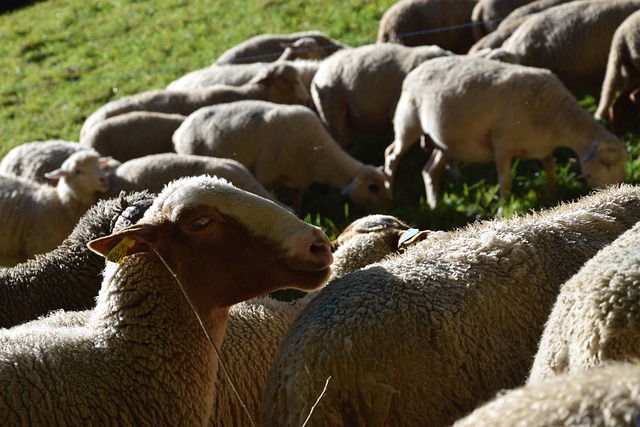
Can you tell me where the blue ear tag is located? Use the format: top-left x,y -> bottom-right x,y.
106,236 -> 136,264
398,228 -> 420,247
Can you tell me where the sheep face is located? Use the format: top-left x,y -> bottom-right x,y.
45,151 -> 111,195
346,165 -> 393,212
256,63 -> 313,107
580,140 -> 627,188
88,176 -> 333,312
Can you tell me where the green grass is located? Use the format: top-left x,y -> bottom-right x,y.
1,0 -> 639,238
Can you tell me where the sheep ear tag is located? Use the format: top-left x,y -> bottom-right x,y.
88,235 -> 137,264
105,236 -> 136,264
398,228 -> 430,251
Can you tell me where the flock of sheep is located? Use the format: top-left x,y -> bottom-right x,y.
1,0 -> 640,425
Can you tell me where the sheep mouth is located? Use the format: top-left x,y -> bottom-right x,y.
286,241 -> 333,273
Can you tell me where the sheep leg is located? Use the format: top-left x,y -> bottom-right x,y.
384,99 -> 422,186
422,148 -> 447,210
494,149 -> 513,199
540,155 -> 557,200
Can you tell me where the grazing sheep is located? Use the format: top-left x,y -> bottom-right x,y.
210,214 -> 417,426
0,191 -> 154,328
500,0 -> 640,91
213,30 -> 347,64
384,55 -> 627,209
79,62 -> 311,140
471,0 -> 536,39
0,140 -> 120,185
276,37 -> 326,61
166,59 -> 322,95
310,43 -> 454,147
453,362 -> 640,427
260,184 -> 640,427
527,220 -> 640,384
173,100 -> 392,212
79,111 -> 186,162
594,9 -> 640,135
104,153 -> 289,210
0,175 -> 333,425
377,0 -> 478,54
0,149 -> 111,266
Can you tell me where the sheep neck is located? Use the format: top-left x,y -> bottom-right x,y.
306,139 -> 365,188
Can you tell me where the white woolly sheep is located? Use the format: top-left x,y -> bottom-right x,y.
377,0 -> 478,54
453,362 -> 640,427
0,140 -> 120,185
210,214 -> 420,426
384,55 -> 627,209
79,62 -> 311,140
594,9 -> 640,135
0,149 -> 111,266
213,30 -> 347,64
500,0 -> 640,91
105,153 -> 289,210
0,175 -> 333,425
527,219 -> 640,384
172,100 -> 393,212
310,43 -> 454,147
79,111 -> 186,162
0,190 -> 154,328
471,0 -> 537,39
260,184 -> 640,427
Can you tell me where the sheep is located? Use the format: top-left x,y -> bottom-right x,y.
384,55 -> 627,209
166,59 -> 322,95
104,153 -> 290,211
0,149 -> 112,266
594,9 -> 640,135
79,61 -> 312,140
0,190 -> 154,328
259,184 -> 640,427
172,100 -> 393,213
276,37 -> 326,61
210,214 -> 420,426
500,0 -> 640,91
0,174 -> 334,425
471,0 -> 537,39
310,43 -> 454,148
79,111 -> 186,162
0,140 -> 120,185
527,219 -> 640,384
376,0 -> 478,54
212,30 -> 347,64
452,362 -> 640,427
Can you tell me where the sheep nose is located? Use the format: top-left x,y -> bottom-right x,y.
290,228 -> 333,272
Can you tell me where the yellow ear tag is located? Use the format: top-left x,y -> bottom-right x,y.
106,236 -> 136,264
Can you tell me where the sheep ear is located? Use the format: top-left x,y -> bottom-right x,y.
98,156 -> 114,169
88,224 -> 156,264
44,168 -> 68,180
582,142 -> 598,163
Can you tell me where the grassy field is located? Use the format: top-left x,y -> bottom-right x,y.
1,0 -> 639,238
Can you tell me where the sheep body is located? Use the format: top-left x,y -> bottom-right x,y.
384,55 -> 627,209
213,30 -> 347,64
527,219 -> 640,383
500,0 -> 640,90
310,43 -> 454,147
79,111 -> 186,162
377,0 -> 477,54
173,100 -> 392,212
0,149 -> 111,265
0,175 -> 333,425
260,184 -> 640,427
452,362 -> 640,427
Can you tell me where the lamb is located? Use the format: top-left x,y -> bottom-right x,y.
384,55 -> 627,209
259,184 -> 640,427
210,214 -> 420,426
0,190 -> 154,328
212,30 -> 347,64
104,153 -> 289,211
452,362 -> 640,427
594,9 -> 640,135
0,149 -> 112,266
79,61 -> 311,140
310,43 -> 454,147
79,111 -> 186,162
500,0 -> 640,91
172,100 -> 393,212
527,219 -> 640,384
0,140 -> 120,185
0,175 -> 333,425
376,0 -> 478,54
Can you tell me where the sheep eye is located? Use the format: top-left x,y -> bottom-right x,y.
189,217 -> 211,230
368,183 -> 380,194
75,169 -> 84,175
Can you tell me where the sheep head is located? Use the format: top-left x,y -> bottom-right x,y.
344,165 -> 393,212
581,140 -> 627,188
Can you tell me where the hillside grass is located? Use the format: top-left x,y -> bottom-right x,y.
1,0 -> 639,237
